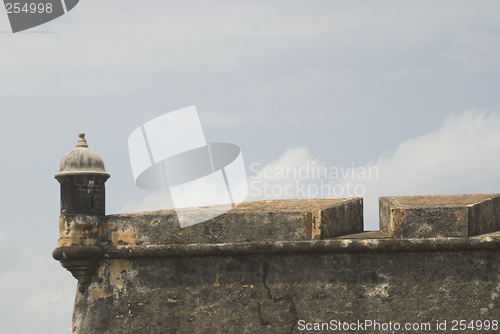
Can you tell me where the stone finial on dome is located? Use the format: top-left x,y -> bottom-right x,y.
76,132 -> 88,148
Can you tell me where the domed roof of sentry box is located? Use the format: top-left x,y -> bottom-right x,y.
55,133 -> 109,176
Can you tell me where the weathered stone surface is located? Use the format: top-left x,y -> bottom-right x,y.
58,214 -> 103,247
72,245 -> 500,334
102,198 -> 363,245
379,194 -> 500,238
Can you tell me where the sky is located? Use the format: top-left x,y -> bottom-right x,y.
1,1 -> 500,332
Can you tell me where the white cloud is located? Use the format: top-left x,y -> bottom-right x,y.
245,109 -> 500,230
247,147 -> 328,200
343,109 -> 500,229
121,147 -> 328,213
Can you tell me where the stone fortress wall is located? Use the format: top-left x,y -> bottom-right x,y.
53,134 -> 500,333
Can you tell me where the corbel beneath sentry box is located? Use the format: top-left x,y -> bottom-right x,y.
53,245 -> 103,293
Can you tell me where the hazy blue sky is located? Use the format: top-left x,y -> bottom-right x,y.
2,1 -> 500,332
